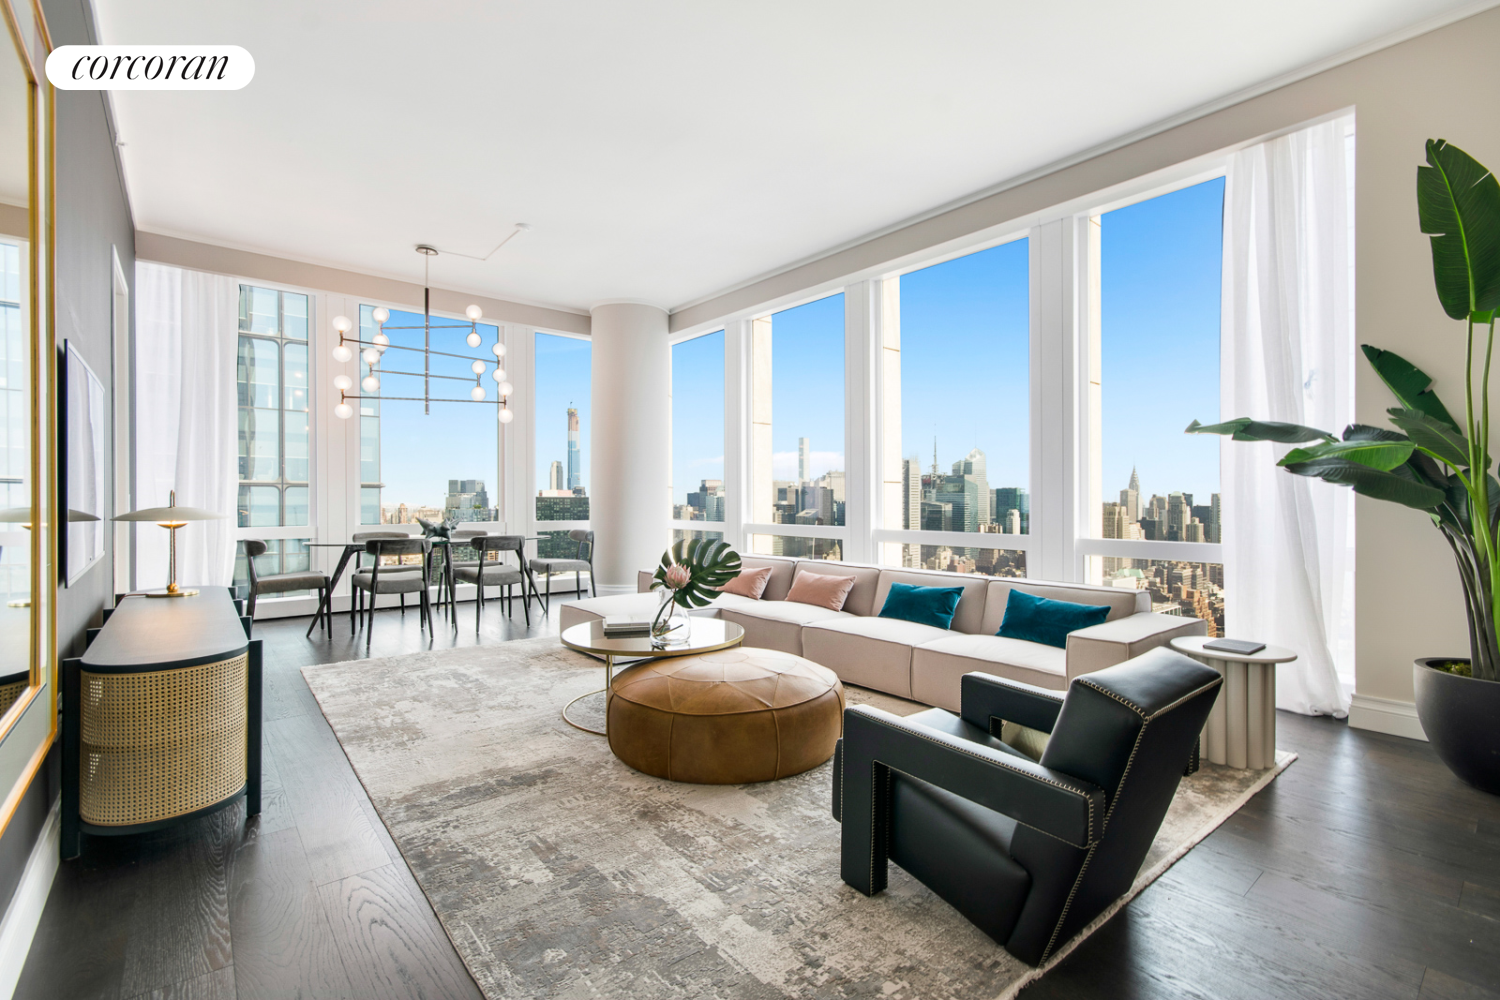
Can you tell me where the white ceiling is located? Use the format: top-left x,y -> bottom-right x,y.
99,0 -> 1483,316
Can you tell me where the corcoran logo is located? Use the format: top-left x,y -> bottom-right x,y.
45,45 -> 254,90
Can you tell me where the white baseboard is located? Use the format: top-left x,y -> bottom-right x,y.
0,798 -> 59,1000
1348,693 -> 1429,742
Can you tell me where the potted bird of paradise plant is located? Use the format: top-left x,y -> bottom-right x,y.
1188,139 -> 1500,794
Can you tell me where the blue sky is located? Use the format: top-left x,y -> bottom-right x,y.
372,179 -> 1222,513
1101,177 -> 1224,503
369,306 -> 499,510
673,330 -> 724,504
534,333 -> 592,493
769,293 -> 845,481
900,238 -> 1030,489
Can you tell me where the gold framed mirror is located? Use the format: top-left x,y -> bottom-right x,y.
0,0 -> 55,840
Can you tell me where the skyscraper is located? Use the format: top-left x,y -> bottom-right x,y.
993,486 -> 1029,534
798,437 -> 810,483
566,406 -> 581,490
1166,492 -> 1191,541
1120,467 -> 1140,523
902,457 -> 922,567
953,447 -> 990,525
902,458 -> 921,530
548,461 -> 563,492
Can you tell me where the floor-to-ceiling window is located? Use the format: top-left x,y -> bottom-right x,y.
878,238 -> 1030,577
234,284 -> 312,588
355,304 -> 502,529
671,330 -> 724,545
534,331 -> 591,559
1081,177 -> 1226,636
749,293 -> 845,560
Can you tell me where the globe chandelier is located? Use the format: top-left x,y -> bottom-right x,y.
329,245 -> 514,424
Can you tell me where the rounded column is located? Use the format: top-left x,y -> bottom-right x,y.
589,302 -> 670,593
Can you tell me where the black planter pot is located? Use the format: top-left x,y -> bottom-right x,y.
1413,659 -> 1500,795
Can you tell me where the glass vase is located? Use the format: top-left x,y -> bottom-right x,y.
651,590 -> 689,645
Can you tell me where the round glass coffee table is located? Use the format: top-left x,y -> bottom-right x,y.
559,618 -> 745,735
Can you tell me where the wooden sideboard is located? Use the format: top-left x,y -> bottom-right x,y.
61,587 -> 262,859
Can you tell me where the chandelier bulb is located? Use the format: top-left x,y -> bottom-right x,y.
470,386 -> 487,401
334,402 -> 353,420
465,304 -> 483,321
491,367 -> 506,382
471,360 -> 486,375
467,331 -> 482,348
333,374 -> 353,391
332,315 -> 353,334
372,332 -> 390,351
331,343 -> 353,364
361,375 -> 381,393
491,342 -> 506,358
498,407 -> 514,424
362,348 -> 381,366
497,381 -> 514,397
371,306 -> 390,324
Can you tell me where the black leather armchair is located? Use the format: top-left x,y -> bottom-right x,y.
833,647 -> 1222,966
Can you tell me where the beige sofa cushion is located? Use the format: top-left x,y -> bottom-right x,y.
872,568 -> 992,634
791,561 -> 882,617
719,601 -> 852,656
559,592 -> 662,632
802,616 -> 954,700
910,634 -> 1068,711
743,555 -> 798,602
979,579 -> 1142,635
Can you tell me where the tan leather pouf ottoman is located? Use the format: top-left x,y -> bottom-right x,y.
607,647 -> 845,784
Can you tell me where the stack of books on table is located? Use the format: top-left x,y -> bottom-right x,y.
602,616 -> 651,638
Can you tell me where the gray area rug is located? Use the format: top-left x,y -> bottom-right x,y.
303,638 -> 1293,999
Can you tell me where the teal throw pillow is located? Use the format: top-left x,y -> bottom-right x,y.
878,582 -> 965,630
997,589 -> 1110,648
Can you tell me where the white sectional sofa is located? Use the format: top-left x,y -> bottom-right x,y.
558,555 -> 1206,712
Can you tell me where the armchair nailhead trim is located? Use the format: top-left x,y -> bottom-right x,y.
855,709 -> 1098,848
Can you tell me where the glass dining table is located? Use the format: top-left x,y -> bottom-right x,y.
305,535 -> 543,637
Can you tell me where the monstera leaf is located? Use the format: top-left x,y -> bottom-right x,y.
652,538 -> 743,608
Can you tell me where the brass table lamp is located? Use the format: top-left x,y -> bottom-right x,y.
113,491 -> 227,597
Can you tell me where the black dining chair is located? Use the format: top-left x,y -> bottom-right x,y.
241,540 -> 331,637
350,536 -> 433,647
454,534 -> 536,628
528,529 -> 595,614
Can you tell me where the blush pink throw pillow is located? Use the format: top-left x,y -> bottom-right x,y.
785,572 -> 858,611
718,566 -> 773,600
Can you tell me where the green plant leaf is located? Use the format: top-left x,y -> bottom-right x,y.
1360,345 -> 1461,430
1280,456 -> 1445,510
1185,418 -> 1333,443
651,538 -> 742,608
1417,139 -> 1500,319
1387,407 -> 1473,467
1279,439 -> 1415,471
1342,423 -> 1409,443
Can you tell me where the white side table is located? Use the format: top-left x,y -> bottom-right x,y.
1169,637 -> 1297,769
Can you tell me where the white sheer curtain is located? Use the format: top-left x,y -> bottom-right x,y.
135,262 -> 239,590
1222,116 -> 1355,718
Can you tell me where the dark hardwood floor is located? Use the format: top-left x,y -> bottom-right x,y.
16,598 -> 1500,999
